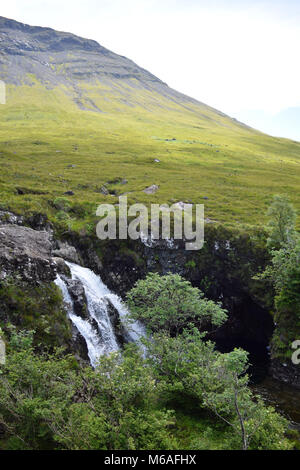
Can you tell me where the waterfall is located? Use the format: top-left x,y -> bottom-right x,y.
55,262 -> 145,367
55,274 -> 103,367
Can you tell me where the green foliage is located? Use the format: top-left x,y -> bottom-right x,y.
53,197 -> 71,212
201,349 -> 290,450
247,402 -> 292,450
173,409 -> 236,450
146,329 -> 218,400
126,273 -> 227,335
266,195 -> 297,250
0,337 -> 177,450
271,246 -> 300,358
256,198 -> 300,359
145,329 -> 291,450
7,326 -> 34,351
0,280 -> 72,349
0,341 -> 79,449
184,259 -> 196,271
0,329 -> 291,450
274,241 -> 300,316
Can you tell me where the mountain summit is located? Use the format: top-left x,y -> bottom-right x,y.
0,16 -> 229,117
0,16 -> 162,84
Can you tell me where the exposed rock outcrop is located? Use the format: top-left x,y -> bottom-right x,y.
0,224 -> 56,283
0,15 -> 168,114
106,298 -> 130,347
52,257 -> 70,276
52,240 -> 82,264
71,323 -> 90,365
0,210 -> 24,226
64,278 -> 88,320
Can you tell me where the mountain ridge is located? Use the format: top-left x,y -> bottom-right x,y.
0,15 -> 241,123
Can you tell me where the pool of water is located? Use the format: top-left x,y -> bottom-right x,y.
253,376 -> 300,428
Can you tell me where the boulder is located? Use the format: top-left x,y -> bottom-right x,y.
143,184 -> 159,195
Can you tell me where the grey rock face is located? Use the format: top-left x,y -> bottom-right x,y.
98,186 -> 109,196
0,224 -> 56,282
52,241 -> 82,264
52,257 -> 70,276
71,324 -> 90,365
0,16 -> 163,89
0,210 -> 24,226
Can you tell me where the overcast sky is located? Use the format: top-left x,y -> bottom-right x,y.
1,0 -> 300,140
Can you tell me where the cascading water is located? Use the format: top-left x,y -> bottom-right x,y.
55,274 -> 103,367
55,262 -> 145,367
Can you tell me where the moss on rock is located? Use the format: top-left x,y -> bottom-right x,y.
0,279 -> 72,350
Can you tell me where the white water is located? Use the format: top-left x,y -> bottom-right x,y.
55,262 -> 145,367
55,274 -> 103,367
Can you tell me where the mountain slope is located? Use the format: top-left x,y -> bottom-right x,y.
0,16 -> 299,230
0,16 -> 248,121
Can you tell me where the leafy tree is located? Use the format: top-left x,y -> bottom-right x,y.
146,330 -> 291,450
126,273 -> 227,335
201,348 -> 290,450
145,328 -> 217,400
261,239 -> 300,320
256,197 -> 299,359
266,195 -> 297,250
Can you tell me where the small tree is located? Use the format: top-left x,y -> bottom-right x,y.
256,197 -> 299,359
126,273 -> 227,336
266,195 -> 297,250
147,330 -> 291,450
202,348 -> 290,450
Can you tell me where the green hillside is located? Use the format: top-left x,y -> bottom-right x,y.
0,17 -> 299,233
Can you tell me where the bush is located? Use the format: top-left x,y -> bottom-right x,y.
126,272 -> 227,336
0,337 -> 177,450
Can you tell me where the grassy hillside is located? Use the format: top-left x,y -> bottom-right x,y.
1,16 -> 299,234
1,79 -> 299,234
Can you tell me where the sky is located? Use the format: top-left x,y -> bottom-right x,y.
1,0 -> 300,140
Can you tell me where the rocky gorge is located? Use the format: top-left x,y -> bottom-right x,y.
0,209 -> 298,388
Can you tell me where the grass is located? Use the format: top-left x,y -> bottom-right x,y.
174,409 -> 235,450
0,79 -> 300,234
